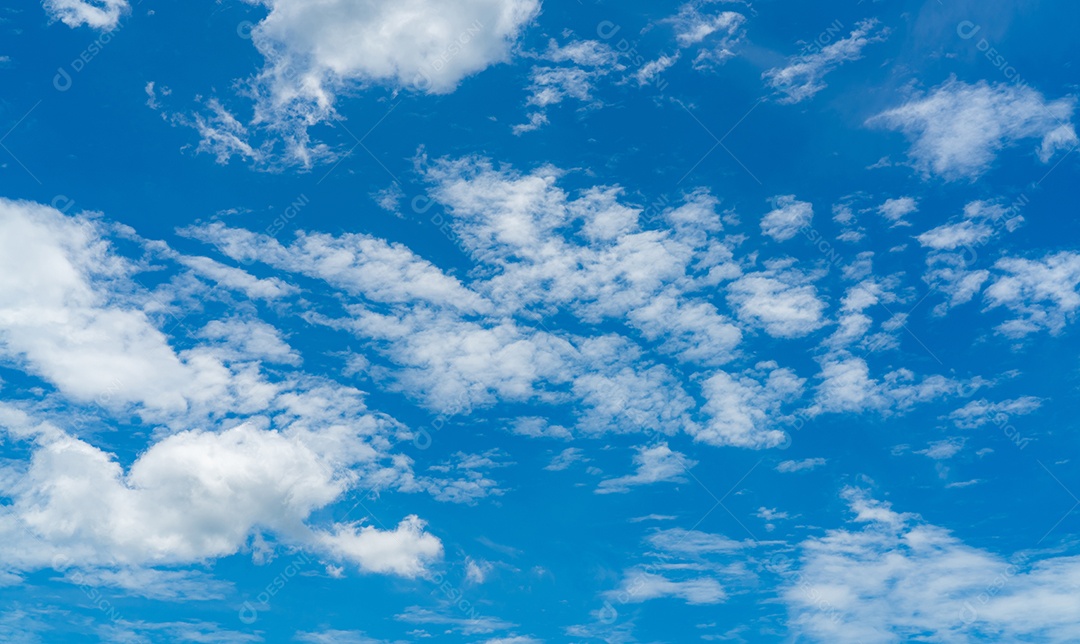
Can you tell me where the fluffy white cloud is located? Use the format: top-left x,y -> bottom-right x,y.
983,251 -> 1080,337
237,0 -> 539,164
313,515 -> 442,577
761,195 -> 813,241
727,261 -> 827,338
0,418 -> 439,577
596,443 -> 695,494
42,0 -> 127,30
764,19 -> 888,103
783,488 -> 1080,643
698,364 -> 804,448
0,199 -> 203,413
811,357 -> 968,416
877,197 -> 917,226
867,77 -> 1077,180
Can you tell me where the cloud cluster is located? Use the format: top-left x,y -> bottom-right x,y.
868,78 -> 1077,180
783,489 -> 1080,642
42,0 -> 127,30
764,19 -> 889,103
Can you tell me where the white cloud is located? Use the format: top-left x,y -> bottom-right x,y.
761,195 -> 813,241
465,557 -> 493,584
783,488 -> 1080,643
42,0 -> 127,30
915,437 -> 965,460
764,19 -> 888,103
948,397 -> 1042,429
295,630 -> 384,644
396,606 -> 515,635
0,419 -> 439,577
867,77 -> 1077,180
811,357 -> 967,416
697,364 -> 804,448
514,39 -> 623,134
607,570 -> 726,604
776,457 -> 826,473
545,447 -> 587,471
313,515 -> 443,577
403,450 -> 508,504
727,261 -> 827,338
877,197 -> 917,226
596,443 -> 695,494
0,198 -> 207,413
647,528 -> 751,556
187,0 -> 540,166
983,251 -> 1080,337
663,2 -> 746,69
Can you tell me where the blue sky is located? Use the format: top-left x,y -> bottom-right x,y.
1,0 -> 1080,642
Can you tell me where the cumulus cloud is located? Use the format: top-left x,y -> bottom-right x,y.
877,197 -> 917,226
983,251 -> 1080,337
42,0 -> 127,30
811,357 -> 969,416
0,198 -> 207,413
727,261 -> 827,338
867,77 -> 1077,180
607,571 -> 726,604
182,0 -> 540,166
764,19 -> 888,103
313,515 -> 443,577
596,443 -> 695,494
761,195 -> 813,241
698,364 -> 804,448
783,488 -> 1080,642
0,419 -> 440,577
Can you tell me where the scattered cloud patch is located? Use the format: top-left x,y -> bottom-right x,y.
867,77 -> 1077,180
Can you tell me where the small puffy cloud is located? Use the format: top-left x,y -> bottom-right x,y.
776,457 -> 826,473
396,606 -> 515,635
697,365 -> 804,448
877,197 -> 917,226
760,195 -> 813,241
727,262 -> 827,338
917,201 -> 1014,251
42,0 -> 127,30
867,77 -> 1077,180
315,516 -> 443,578
596,443 -> 695,494
915,437 -> 966,460
948,397 -> 1042,429
465,557 -> 493,584
811,357 -> 966,416
983,251 -> 1080,337
764,19 -> 888,103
